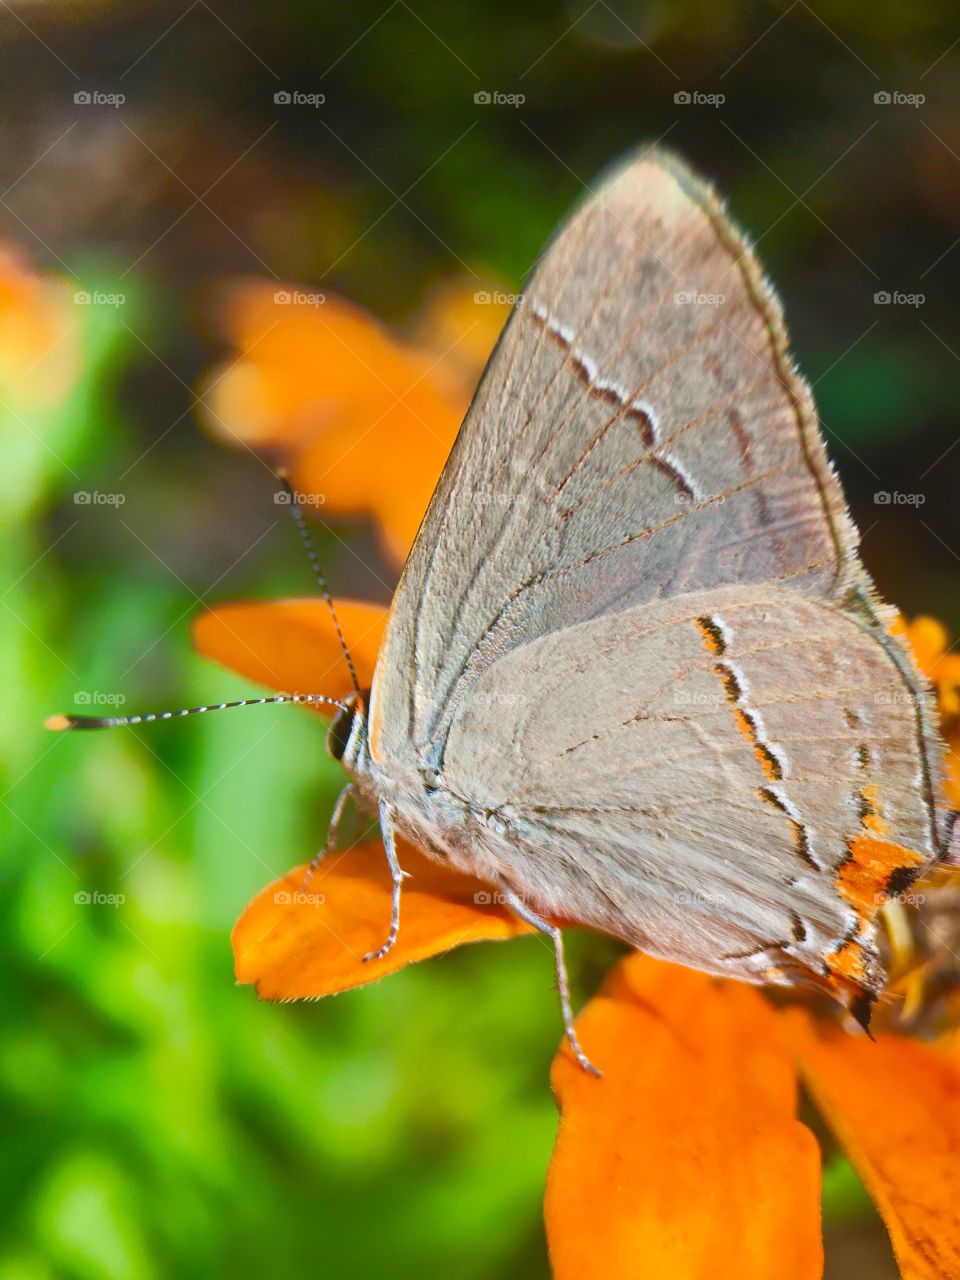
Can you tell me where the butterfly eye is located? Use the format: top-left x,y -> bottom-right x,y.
326,704 -> 356,761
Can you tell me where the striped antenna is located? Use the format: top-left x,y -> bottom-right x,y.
45,692 -> 348,732
279,471 -> 361,696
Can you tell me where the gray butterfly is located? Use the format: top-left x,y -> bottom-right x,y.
54,149 -> 957,1075
328,149 -> 956,1071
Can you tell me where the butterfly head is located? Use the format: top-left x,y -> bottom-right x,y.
325,689 -> 370,773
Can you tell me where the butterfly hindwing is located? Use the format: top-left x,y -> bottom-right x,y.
437,583 -> 937,1000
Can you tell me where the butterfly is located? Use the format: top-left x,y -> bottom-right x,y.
52,149 -> 959,1074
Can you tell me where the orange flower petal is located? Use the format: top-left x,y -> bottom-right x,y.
192,598 -> 387,703
199,282 -> 471,565
546,955 -> 822,1280
786,1010 -> 960,1280
411,277 -> 513,384
946,744 -> 960,810
232,837 -> 533,998
287,400 -> 455,567
0,243 -> 79,404
936,653 -> 960,719
203,284 -> 460,443
894,615 -> 948,680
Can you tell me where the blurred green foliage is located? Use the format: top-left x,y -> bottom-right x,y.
3,1 -> 959,1276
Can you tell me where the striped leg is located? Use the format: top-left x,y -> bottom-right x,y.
496,878 -> 601,1077
302,782 -> 356,888
363,800 -> 408,963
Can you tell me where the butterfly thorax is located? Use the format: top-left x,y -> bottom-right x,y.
331,704 -> 523,893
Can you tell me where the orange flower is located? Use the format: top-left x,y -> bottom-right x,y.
893,616 -> 960,807
197,278 -> 510,567
195,285 -> 960,1279
0,243 -> 79,406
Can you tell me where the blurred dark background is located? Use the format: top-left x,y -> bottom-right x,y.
2,2 -> 958,1277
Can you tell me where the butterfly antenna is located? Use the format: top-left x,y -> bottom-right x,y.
45,692 -> 349,732
279,472 -> 361,696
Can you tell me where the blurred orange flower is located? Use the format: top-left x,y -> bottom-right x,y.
894,615 -> 960,807
195,283 -> 960,1279
197,277 -> 510,566
0,243 -> 79,406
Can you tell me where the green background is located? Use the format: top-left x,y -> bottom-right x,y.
2,2 -> 959,1277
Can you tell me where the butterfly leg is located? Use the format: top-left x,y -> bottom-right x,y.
496,878 -> 601,1078
364,800 -> 408,963
302,782 -> 357,889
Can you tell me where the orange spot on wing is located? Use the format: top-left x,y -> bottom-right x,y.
734,708 -> 754,741
822,833 -> 927,1001
754,742 -> 782,781
836,835 -> 925,923
713,663 -> 741,702
827,936 -> 870,986
696,616 -> 725,655
858,783 -> 891,836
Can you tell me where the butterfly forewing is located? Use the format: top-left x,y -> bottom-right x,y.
373,151 -> 861,762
